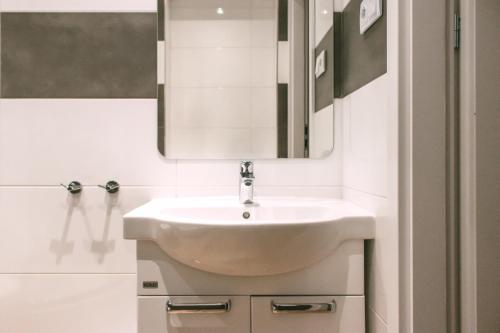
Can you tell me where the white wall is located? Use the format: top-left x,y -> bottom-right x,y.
341,75 -> 396,333
338,0 -> 399,333
166,0 -> 278,159
0,1 -> 401,332
0,2 -> 344,333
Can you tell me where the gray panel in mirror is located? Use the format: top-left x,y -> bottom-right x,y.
158,0 -> 335,159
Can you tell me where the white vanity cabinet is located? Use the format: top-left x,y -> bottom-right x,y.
251,296 -> 365,333
135,239 -> 368,332
138,296 -> 251,333
138,295 -> 365,333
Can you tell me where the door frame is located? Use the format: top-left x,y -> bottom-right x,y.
398,0 -> 457,331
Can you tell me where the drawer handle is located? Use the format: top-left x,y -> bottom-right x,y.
166,300 -> 231,314
271,300 -> 336,314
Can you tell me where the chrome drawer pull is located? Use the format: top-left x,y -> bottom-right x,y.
271,300 -> 336,314
166,300 -> 231,314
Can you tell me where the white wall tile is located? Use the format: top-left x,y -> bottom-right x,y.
170,48 -> 252,87
257,158 -> 341,185
310,104 -> 334,158
0,187 -> 175,273
171,87 -> 251,128
0,0 -> 156,11
0,99 -> 176,186
342,75 -> 389,197
176,152 -> 341,187
338,45 -> 398,333
251,87 -> 277,128
251,48 -> 277,87
343,187 -> 392,323
251,5 -> 277,47
167,128 -> 252,159
177,186 -> 342,198
251,127 -> 277,158
176,186 -> 239,197
169,0 -> 252,10
0,274 -> 137,333
251,0 -> 277,9
255,186 -> 343,198
171,20 -> 251,48
176,161 -> 239,186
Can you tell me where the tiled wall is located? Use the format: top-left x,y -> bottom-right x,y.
309,0 -> 335,159
165,0 -> 278,159
337,0 -> 387,97
0,2 -> 343,332
336,0 -> 398,332
0,1 -> 397,332
0,1 -> 159,331
1,13 -> 157,98
342,76 -> 391,333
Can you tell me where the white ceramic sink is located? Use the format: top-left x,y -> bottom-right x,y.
124,197 -> 375,276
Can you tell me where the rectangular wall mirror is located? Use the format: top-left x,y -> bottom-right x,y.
159,0 -> 335,159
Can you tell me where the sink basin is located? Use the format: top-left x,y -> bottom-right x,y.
124,197 -> 375,277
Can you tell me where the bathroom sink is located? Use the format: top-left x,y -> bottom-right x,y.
124,197 -> 375,276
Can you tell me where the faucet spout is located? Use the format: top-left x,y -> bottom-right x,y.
239,161 -> 255,204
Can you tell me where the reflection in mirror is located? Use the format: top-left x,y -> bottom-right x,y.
160,0 -> 334,159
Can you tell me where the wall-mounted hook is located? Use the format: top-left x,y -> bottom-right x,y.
60,181 -> 82,194
98,180 -> 120,194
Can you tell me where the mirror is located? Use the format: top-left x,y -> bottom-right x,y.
159,0 -> 335,159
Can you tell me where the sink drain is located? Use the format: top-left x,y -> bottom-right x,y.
242,211 -> 251,219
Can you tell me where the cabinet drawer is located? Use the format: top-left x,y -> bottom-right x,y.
138,296 -> 250,333
251,296 -> 365,333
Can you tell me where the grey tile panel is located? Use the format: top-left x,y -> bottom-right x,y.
339,0 -> 387,96
277,83 -> 288,158
1,13 -> 157,98
157,0 -> 165,41
278,0 -> 288,41
157,84 -> 165,155
315,26 -> 334,112
333,12 -> 343,98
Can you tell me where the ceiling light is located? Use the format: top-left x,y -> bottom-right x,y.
216,7 -> 224,15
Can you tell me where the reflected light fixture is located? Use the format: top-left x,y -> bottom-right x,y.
216,7 -> 224,15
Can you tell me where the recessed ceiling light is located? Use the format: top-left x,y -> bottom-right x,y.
322,9 -> 329,15
216,7 -> 224,15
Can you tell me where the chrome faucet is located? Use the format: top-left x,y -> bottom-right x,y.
239,161 -> 254,204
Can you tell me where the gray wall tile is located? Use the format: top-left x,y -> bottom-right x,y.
277,83 -> 288,158
315,26 -> 334,112
278,0 -> 288,41
1,13 -> 157,98
157,0 -> 165,41
338,0 -> 387,96
157,84 -> 165,155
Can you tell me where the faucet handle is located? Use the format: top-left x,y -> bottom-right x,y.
240,161 -> 254,177
60,181 -> 82,194
98,180 -> 120,194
